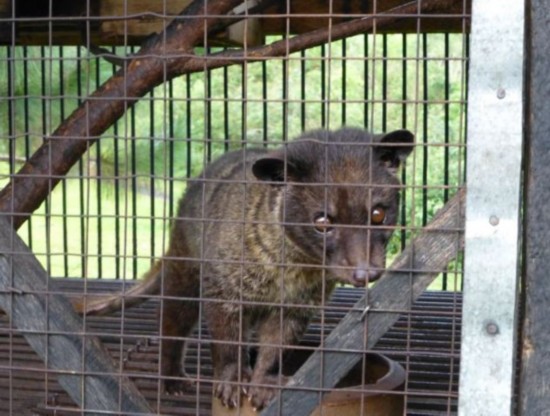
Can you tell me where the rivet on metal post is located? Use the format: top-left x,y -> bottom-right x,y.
485,320 -> 500,336
497,88 -> 506,99
489,215 -> 500,226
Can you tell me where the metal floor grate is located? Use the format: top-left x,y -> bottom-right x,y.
0,281 -> 460,415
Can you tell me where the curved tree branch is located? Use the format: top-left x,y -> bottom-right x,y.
179,0 -> 460,74
0,0 -> 243,230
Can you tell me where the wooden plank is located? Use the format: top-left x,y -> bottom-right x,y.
0,216 -> 152,414
259,0 -> 470,35
519,0 -> 550,414
100,0 -> 193,39
0,0 -> 11,41
100,0 -> 262,46
0,0 -> 470,46
261,188 -> 465,416
1,283 -> 462,415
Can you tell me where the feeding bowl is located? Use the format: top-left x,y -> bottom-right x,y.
212,352 -> 405,415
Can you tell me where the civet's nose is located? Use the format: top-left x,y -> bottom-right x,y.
352,267 -> 382,287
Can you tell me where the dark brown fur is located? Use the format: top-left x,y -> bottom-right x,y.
75,127 -> 414,409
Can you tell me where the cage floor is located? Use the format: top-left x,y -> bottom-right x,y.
0,281 -> 461,415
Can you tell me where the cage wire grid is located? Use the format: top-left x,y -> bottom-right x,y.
0,1 -> 470,415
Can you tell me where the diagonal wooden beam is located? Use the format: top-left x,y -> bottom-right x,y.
0,214 -> 153,413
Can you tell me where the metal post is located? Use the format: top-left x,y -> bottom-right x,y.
459,1 -> 525,415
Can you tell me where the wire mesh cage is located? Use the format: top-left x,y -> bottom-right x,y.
0,0 -> 513,415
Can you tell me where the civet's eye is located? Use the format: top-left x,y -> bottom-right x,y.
371,207 -> 386,225
313,214 -> 334,233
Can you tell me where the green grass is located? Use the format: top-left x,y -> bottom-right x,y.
0,165 -> 181,279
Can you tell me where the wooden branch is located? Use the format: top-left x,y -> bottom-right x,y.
180,0 -> 459,75
262,188 -> 466,416
0,0 -> 243,230
94,0 -> 449,75
0,0 -> 463,231
0,215 -> 152,413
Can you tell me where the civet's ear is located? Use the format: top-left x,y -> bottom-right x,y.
375,129 -> 415,173
252,155 -> 299,183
